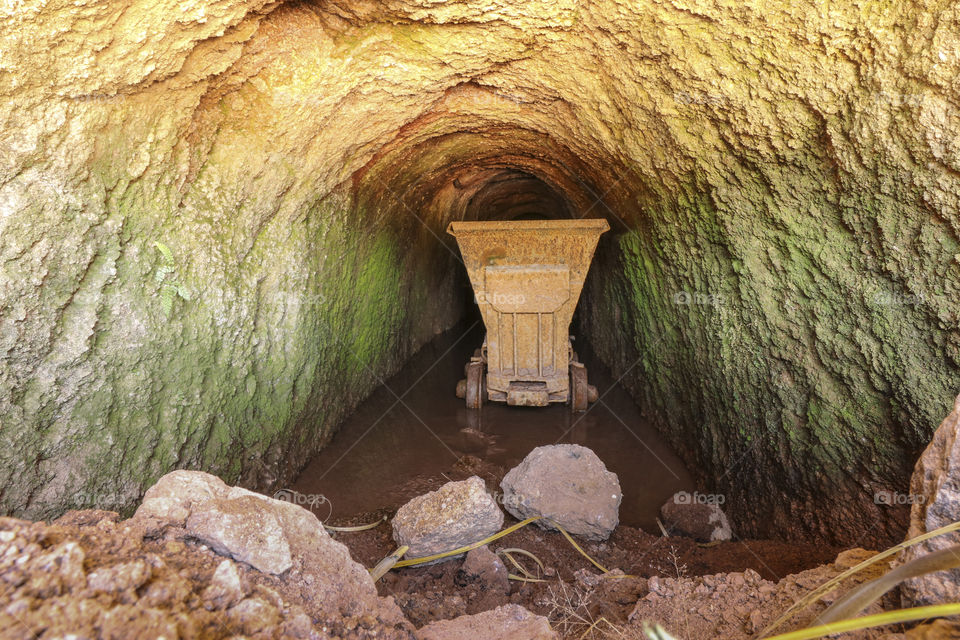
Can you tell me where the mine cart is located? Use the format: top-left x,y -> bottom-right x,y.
448,219 -> 609,411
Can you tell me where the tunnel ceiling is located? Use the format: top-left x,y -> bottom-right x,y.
2,0 -> 960,546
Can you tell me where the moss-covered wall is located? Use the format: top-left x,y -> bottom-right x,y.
581,172 -> 960,545
0,169 -> 460,517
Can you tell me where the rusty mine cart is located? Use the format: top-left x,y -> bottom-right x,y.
448,219 -> 609,412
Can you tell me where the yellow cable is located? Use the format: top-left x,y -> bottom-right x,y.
548,519 -> 611,574
761,603 -> 960,640
391,517 -> 541,568
375,515 -> 640,581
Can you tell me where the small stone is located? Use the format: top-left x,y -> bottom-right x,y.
136,470 -> 403,623
134,470 -> 228,527
904,619 -> 960,639
202,559 -> 244,610
392,477 -> 503,563
228,597 -> 280,635
457,546 -> 510,594
281,611 -> 316,638
417,604 -> 557,640
164,540 -> 185,554
648,576 -> 661,593
574,567 -> 603,590
834,548 -> 878,570
31,541 -> 86,591
87,560 -> 151,594
659,492 -> 732,543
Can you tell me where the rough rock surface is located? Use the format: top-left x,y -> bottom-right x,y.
416,604 -> 557,640
660,492 -> 733,542
627,550 -> 890,639
500,445 -> 621,541
456,546 -> 510,595
1,0 -> 960,548
900,394 -> 960,607
899,620 -> 960,639
0,509 -> 415,640
392,477 -> 503,563
134,470 -> 407,622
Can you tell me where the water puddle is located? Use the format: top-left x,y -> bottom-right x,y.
291,322 -> 694,533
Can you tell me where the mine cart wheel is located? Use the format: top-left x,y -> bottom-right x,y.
465,361 -> 485,409
570,362 -> 590,412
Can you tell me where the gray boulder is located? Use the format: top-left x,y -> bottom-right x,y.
133,470 -> 408,623
393,476 -> 503,563
901,394 -> 960,607
500,445 -> 621,541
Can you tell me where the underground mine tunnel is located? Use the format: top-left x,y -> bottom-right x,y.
2,0 -> 960,637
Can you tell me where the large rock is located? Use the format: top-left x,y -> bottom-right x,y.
137,470 -> 292,574
133,470 -> 407,622
186,495 -> 292,574
500,445 -> 621,541
393,476 -> 504,563
659,491 -> 733,542
416,604 -> 557,640
900,395 -> 960,607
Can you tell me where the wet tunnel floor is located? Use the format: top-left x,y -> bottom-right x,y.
291,321 -> 695,533
288,322 -> 841,621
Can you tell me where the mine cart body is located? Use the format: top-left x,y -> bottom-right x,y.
447,219 -> 609,411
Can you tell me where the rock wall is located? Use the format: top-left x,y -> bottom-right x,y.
1,0 -> 959,544
577,0 -> 960,545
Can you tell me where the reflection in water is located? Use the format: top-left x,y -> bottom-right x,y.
291,322 -> 694,533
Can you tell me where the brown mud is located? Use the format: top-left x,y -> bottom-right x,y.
290,323 -> 844,631
291,322 -> 695,533
325,457 -> 841,631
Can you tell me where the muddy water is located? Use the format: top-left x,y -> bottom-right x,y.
291,322 -> 694,533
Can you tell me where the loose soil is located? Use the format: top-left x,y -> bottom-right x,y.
0,484 -> 917,640
325,456 -> 844,635
0,510 -> 414,640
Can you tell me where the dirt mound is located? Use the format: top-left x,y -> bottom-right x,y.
0,510 -> 414,640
